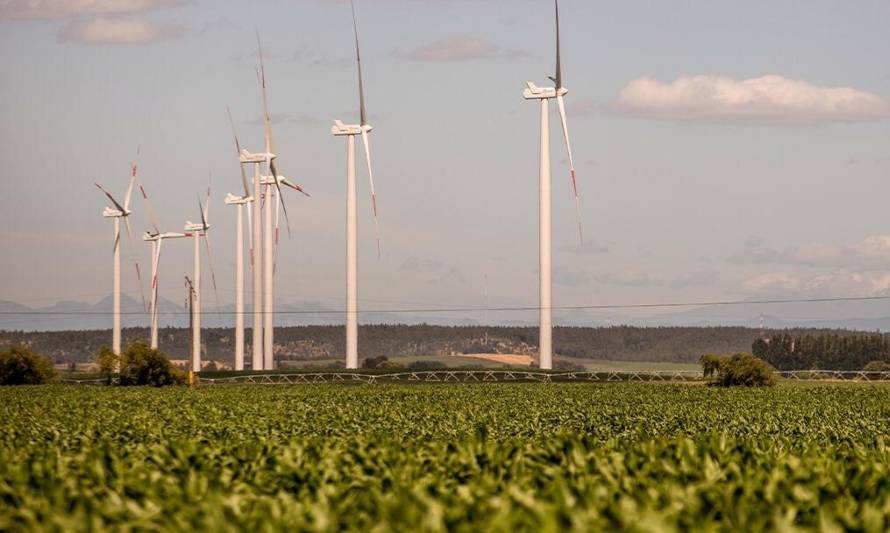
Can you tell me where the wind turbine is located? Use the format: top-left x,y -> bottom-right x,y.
253,31 -> 309,370
332,0 -> 380,370
139,183 -> 188,349
94,161 -> 140,356
522,0 -> 582,370
225,107 -> 254,371
184,188 -> 218,372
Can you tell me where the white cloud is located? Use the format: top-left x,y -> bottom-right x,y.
559,239 -> 612,255
0,0 -> 183,20
610,75 -> 890,125
58,17 -> 184,44
553,266 -> 589,287
743,272 -> 802,292
671,269 -> 717,289
595,271 -> 663,287
394,36 -> 526,62
742,270 -> 890,298
730,235 -> 890,270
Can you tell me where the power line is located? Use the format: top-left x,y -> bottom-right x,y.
2,294 -> 889,316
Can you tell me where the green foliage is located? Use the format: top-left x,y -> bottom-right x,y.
554,360 -> 586,371
864,360 -> 890,372
4,324 -> 835,366
0,346 -> 55,385
93,346 -> 118,385
407,360 -> 447,370
754,332 -> 890,371
699,353 -> 722,377
714,353 -> 776,387
362,355 -> 391,369
118,341 -> 185,387
2,384 -> 890,530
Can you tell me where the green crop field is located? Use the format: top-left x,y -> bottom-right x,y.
2,383 -> 890,531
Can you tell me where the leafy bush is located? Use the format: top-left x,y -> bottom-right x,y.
94,346 -> 119,385
362,356 -> 389,369
407,360 -> 447,370
0,346 -> 56,385
699,354 -> 722,377
713,353 -> 776,387
863,360 -> 890,372
554,360 -> 586,372
118,341 -> 185,387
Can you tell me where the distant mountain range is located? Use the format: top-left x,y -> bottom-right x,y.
3,293 -> 890,332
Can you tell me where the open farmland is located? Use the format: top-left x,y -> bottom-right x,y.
2,383 -> 890,531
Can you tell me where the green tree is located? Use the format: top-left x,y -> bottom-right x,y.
863,360 -> 890,372
94,346 -> 119,385
362,355 -> 389,369
714,353 -> 776,387
699,354 -> 723,378
119,341 -> 185,387
0,346 -> 56,385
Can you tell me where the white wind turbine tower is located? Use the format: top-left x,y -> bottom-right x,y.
256,33 -> 308,370
332,0 -> 381,370
522,0 -> 582,370
139,183 -> 188,349
183,189 -> 219,372
94,162 -> 141,355
225,108 -> 255,371
235,35 -> 310,370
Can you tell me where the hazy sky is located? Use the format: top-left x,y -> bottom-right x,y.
1,0 -> 889,326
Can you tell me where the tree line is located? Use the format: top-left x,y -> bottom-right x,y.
2,324 -> 880,366
753,332 -> 890,371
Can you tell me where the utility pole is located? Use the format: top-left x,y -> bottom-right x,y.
185,276 -> 196,386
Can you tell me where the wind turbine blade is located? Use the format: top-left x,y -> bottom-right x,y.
554,0 -> 562,89
134,262 -> 147,312
198,195 -> 208,230
556,94 -> 582,245
274,187 -> 281,247
203,232 -> 221,313
253,36 -> 292,238
360,129 -> 381,258
123,215 -> 133,243
204,185 -> 211,224
226,107 -> 251,198
269,160 -> 291,237
351,0 -> 367,126
124,163 -> 137,211
139,184 -> 162,235
256,30 -> 273,155
152,238 -> 163,294
281,177 -> 311,197
95,183 -> 126,213
113,226 -> 120,254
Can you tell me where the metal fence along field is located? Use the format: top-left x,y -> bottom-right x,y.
59,368 -> 890,385
2,383 -> 890,530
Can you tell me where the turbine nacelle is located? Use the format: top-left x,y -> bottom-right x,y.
259,175 -> 311,197
522,81 -> 568,100
184,222 -> 208,233
225,193 -> 253,205
331,119 -> 372,136
101,206 -> 130,218
143,231 -> 188,242
239,149 -> 275,164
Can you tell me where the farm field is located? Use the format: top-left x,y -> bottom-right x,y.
280,354 -> 701,372
2,383 -> 890,531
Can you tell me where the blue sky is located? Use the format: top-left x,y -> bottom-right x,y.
1,0 -> 889,326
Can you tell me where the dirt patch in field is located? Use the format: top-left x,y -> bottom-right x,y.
453,353 -> 534,366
